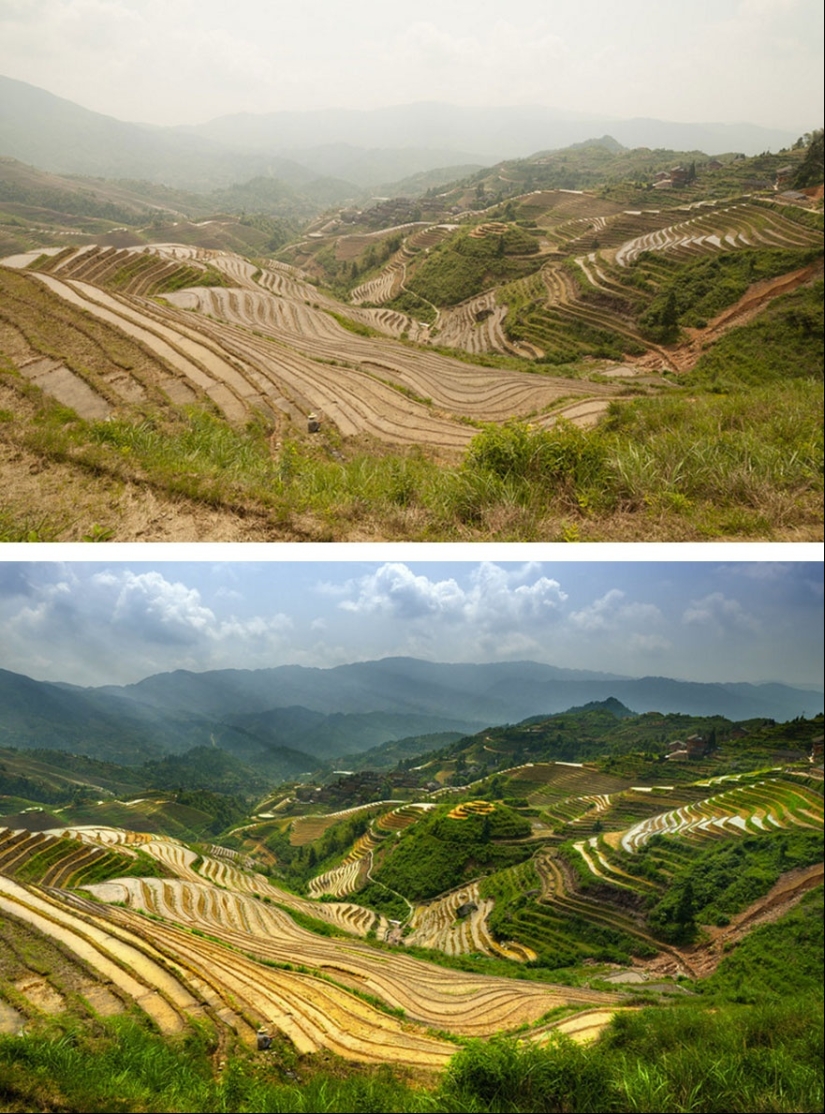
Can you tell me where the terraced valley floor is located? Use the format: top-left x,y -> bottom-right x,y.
0,242 -> 624,539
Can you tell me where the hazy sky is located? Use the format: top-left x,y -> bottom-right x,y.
0,560 -> 821,688
0,0 -> 822,131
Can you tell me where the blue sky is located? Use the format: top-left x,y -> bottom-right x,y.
0,560 -> 821,687
0,0 -> 821,131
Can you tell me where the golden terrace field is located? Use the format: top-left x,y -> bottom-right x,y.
1,760 -> 821,1060
0,824 -> 617,1066
2,245 -> 611,445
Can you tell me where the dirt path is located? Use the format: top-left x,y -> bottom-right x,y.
0,433 -> 296,541
634,263 -> 822,375
641,862 -> 824,980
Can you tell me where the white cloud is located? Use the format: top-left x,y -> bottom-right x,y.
340,563 -> 466,619
0,565 -> 297,683
682,592 -> 761,634
0,560 -> 820,690
339,562 -> 567,631
569,589 -> 663,633
103,570 -> 215,644
333,562 -> 569,663
215,586 -> 243,601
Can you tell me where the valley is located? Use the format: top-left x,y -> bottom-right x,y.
0,116 -> 821,541
0,694 -> 822,1111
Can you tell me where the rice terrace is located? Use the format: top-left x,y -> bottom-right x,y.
0,126 -> 822,540
0,697 -> 822,1112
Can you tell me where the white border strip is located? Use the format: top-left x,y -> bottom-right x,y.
2,542 -> 822,562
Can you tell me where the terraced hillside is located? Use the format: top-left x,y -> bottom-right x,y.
1,708 -> 821,1078
1,150 -> 821,540
250,754 -> 822,977
306,803 -> 435,899
289,189 -> 821,368
497,199 -> 822,366
484,770 -> 822,970
0,821 -> 620,1065
2,244 -> 618,449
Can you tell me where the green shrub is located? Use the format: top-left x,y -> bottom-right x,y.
465,421 -> 609,495
441,1034 -> 618,1113
686,280 -> 824,389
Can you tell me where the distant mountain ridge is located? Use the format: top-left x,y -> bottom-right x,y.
95,658 -> 820,725
187,101 -> 798,161
0,659 -> 819,770
0,74 -> 799,197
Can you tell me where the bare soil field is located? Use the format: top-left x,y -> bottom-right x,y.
0,426 -> 293,541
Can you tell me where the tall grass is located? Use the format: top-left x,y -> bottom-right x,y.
0,508 -> 61,542
1,993 -> 821,1113
11,348 -> 823,540
441,1033 -> 618,1113
602,380 -> 823,514
606,999 -> 823,1114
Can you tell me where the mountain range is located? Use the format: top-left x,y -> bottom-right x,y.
1,659 -> 819,771
0,74 -> 800,195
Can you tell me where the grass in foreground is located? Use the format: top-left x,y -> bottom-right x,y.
1,994 -> 820,1113
0,886 -> 821,1112
7,379 -> 822,540
2,277 -> 821,540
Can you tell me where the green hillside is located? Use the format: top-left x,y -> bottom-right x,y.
1,701 -> 821,1112
371,800 -> 533,901
405,223 -> 542,306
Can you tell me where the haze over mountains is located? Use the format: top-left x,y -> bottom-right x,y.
0,74 -> 800,195
1,659 -> 820,771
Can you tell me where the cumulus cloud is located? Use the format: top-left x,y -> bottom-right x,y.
569,589 -> 663,633
682,592 -> 761,634
334,562 -> 569,662
97,570 -> 215,645
92,570 -> 293,649
340,563 -> 465,619
340,562 -> 567,629
0,565 -> 294,683
1,561 -> 819,689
